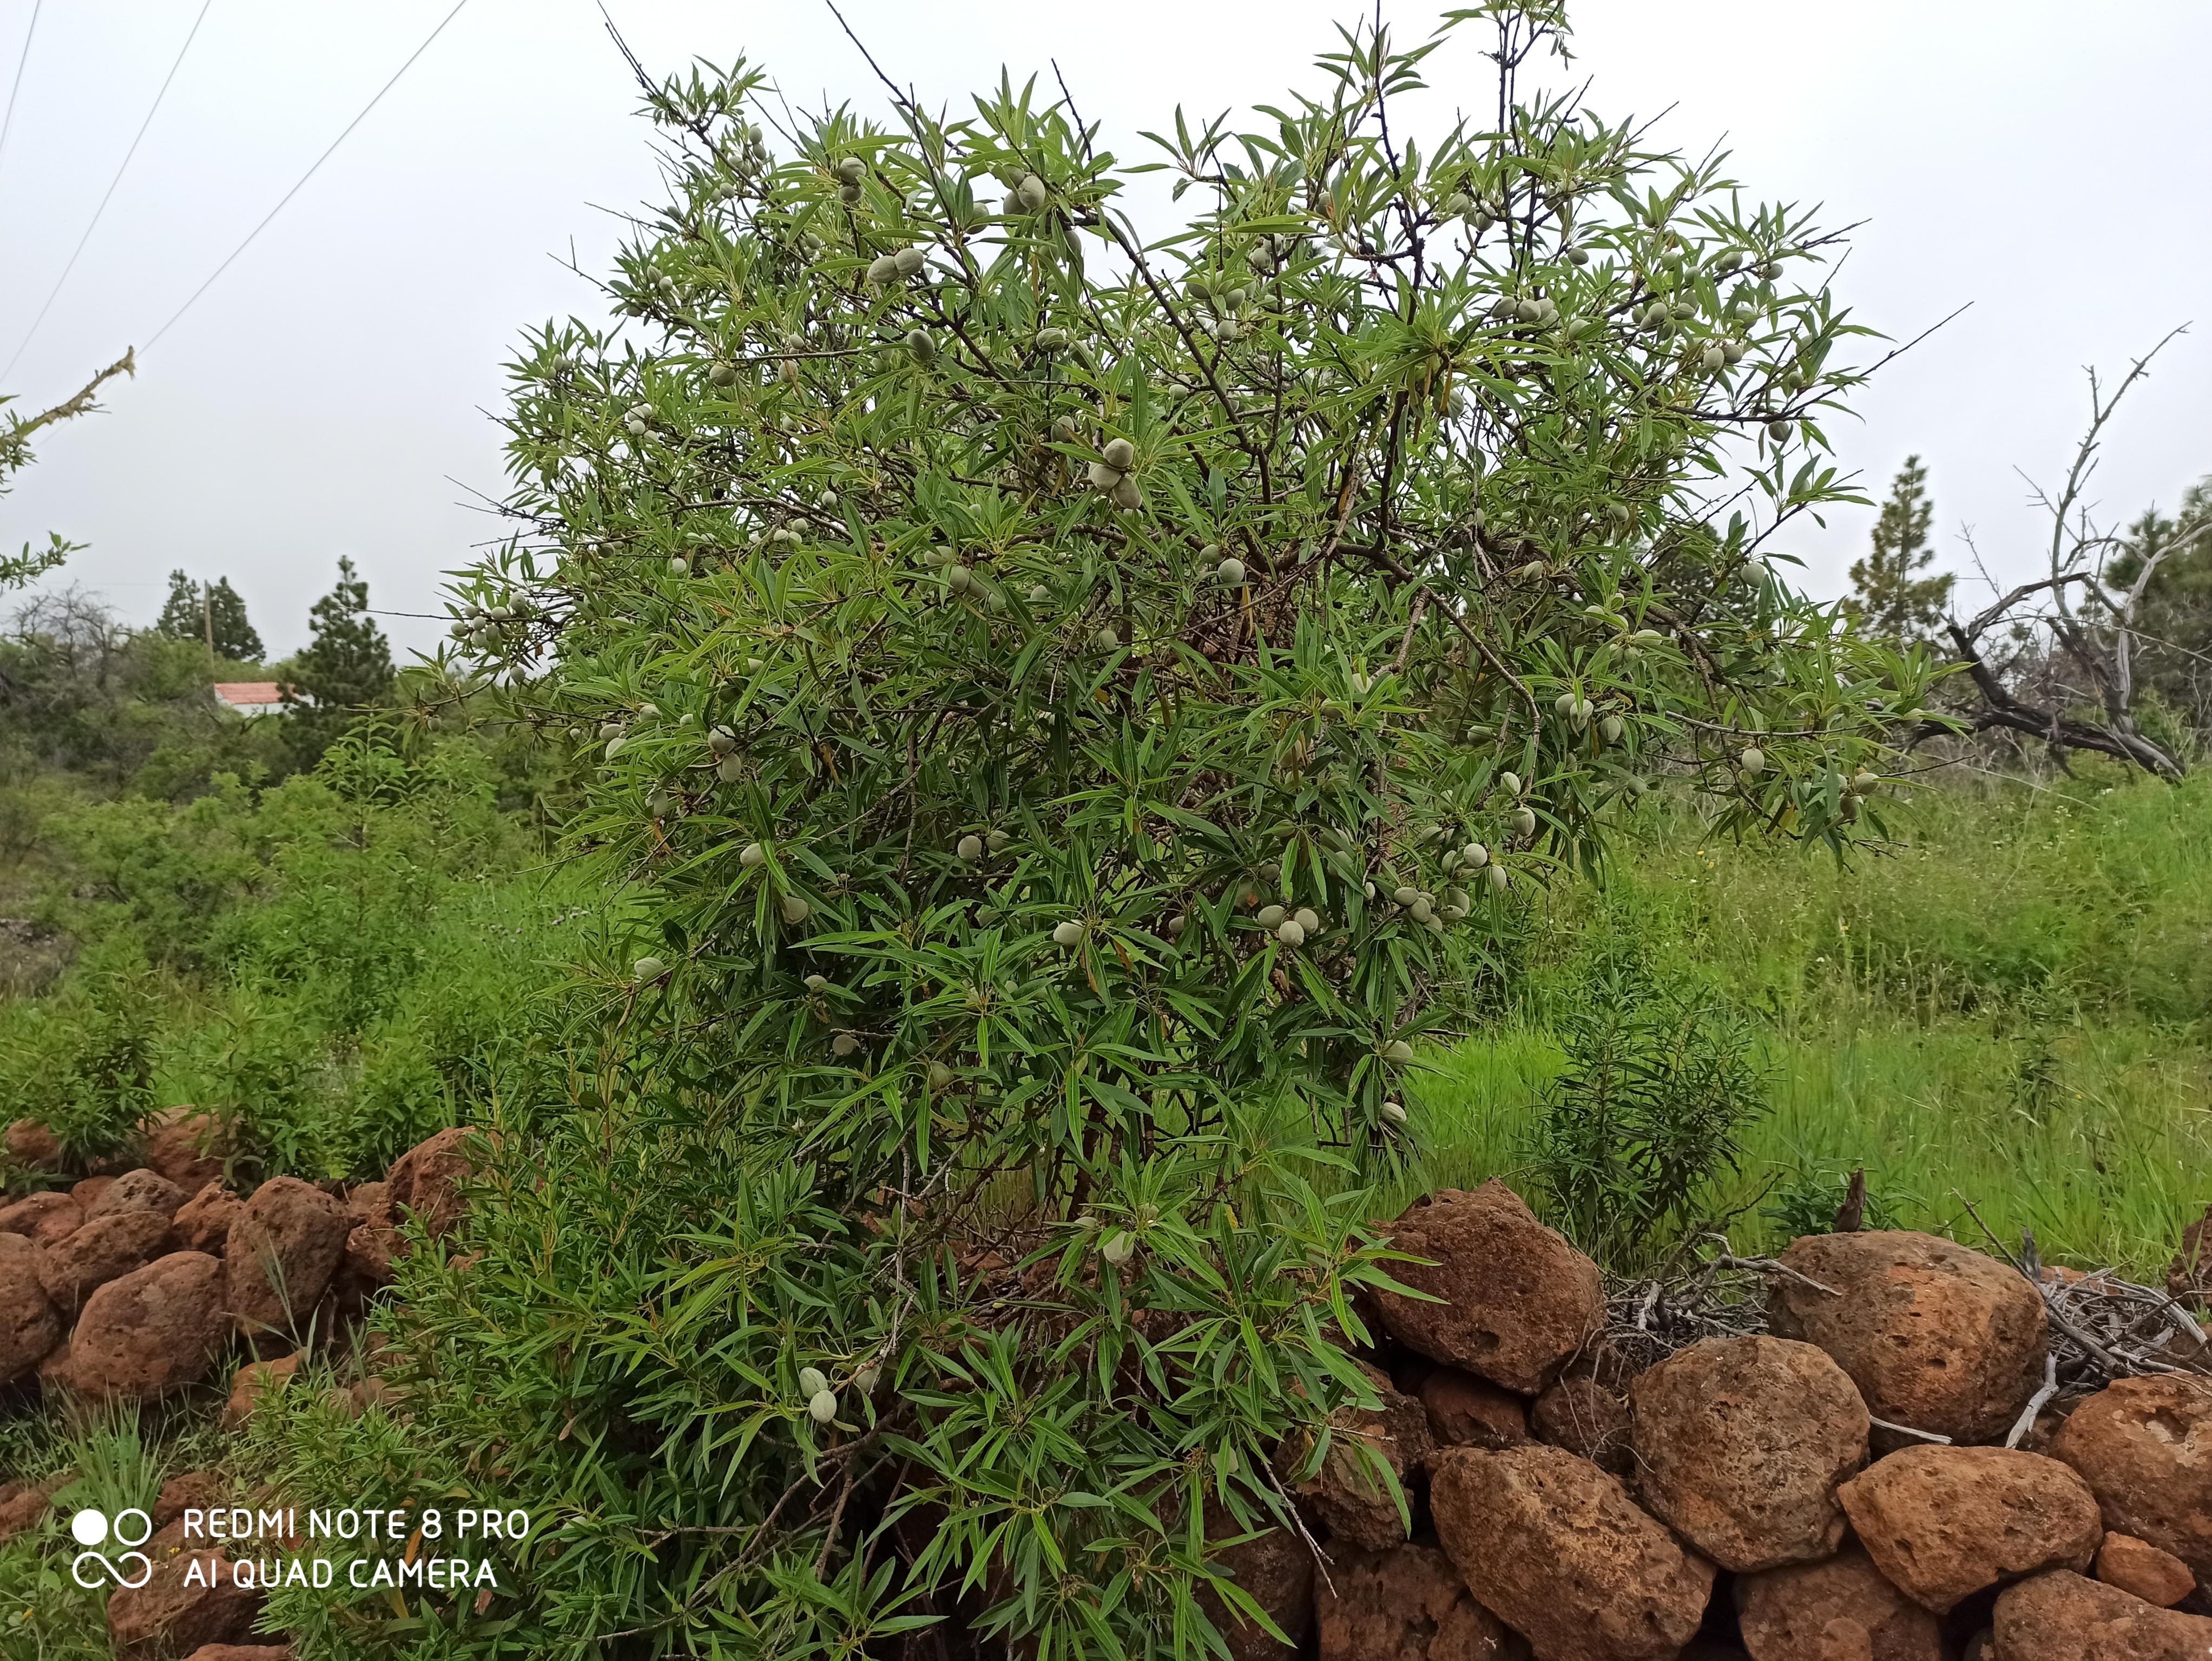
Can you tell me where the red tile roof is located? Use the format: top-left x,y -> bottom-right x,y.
213,681 -> 284,710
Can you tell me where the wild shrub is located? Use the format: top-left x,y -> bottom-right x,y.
267,8 -> 1938,1656
1525,968 -> 1768,1269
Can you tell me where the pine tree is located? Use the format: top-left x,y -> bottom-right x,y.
155,569 -> 264,662
282,556 -> 393,762
1848,456 -> 1954,645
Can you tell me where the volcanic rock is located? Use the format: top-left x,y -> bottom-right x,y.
140,1107 -> 235,1192
57,1251 -> 228,1401
2096,1533 -> 2195,1609
85,1167 -> 188,1223
1316,1544 -> 1520,1661
223,1178 -> 349,1343
1836,1445 -> 2102,1613
1990,1569 -> 2212,1660
2048,1374 -> 2212,1585
1631,1334 -> 1868,1572
1418,1365 -> 1531,1454
1735,1545 -> 1942,1661
1372,1182 -> 1603,1394
107,1547 -> 264,1661
1431,1444 -> 1714,1661
1,1230 -> 63,1383
0,1189 -> 83,1244
1769,1230 -> 2045,1448
1531,1375 -> 1634,1475
38,1209 -> 175,1316
174,1183 -> 246,1255
1291,1360 -> 1430,1550
386,1126 -> 486,1243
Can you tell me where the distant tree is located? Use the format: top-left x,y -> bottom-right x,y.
156,569 -> 265,662
2107,477 -> 2212,733
1848,456 -> 1953,644
283,556 -> 393,764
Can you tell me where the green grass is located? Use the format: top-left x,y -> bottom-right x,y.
1412,763 -> 2212,1281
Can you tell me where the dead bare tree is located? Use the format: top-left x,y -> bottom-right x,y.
1937,330 -> 2197,778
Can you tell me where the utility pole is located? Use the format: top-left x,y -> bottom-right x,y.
203,585 -> 215,659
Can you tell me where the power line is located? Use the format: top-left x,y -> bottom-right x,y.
0,0 -> 42,176
143,0 -> 473,353
3,0 -> 215,380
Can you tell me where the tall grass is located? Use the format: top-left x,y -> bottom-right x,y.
1412,763 -> 2212,1279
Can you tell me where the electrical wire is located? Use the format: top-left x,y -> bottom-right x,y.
0,0 -> 43,176
143,0 -> 472,353
3,0 -> 215,380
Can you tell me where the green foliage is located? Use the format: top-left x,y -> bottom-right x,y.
1525,967 -> 1767,1269
156,568 -> 267,662
278,12 -> 1941,1657
1762,1160 -> 1898,1241
1846,455 -> 1952,646
2109,476 -> 2212,733
284,557 -> 396,766
0,949 -> 165,1166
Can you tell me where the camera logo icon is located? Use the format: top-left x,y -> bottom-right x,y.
69,1508 -> 154,1590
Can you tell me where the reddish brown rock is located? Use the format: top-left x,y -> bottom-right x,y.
154,1470 -> 226,1532
1768,1230 -> 2046,1448
106,1547 -> 264,1661
386,1125 -> 487,1244
181,1647 -> 297,1661
1838,1445 -> 2103,1613
1736,1545 -> 1942,1661
345,1180 -> 391,1225
2048,1375 -> 2212,1585
0,1189 -> 82,1244
73,1173 -> 119,1209
56,1251 -> 228,1402
141,1107 -> 236,1192
85,1167 -> 188,1222
1631,1335 -> 1869,1572
1418,1365 -> 1531,1454
1991,1570 -> 2212,1660
1431,1445 -> 1715,1661
0,1474 -> 69,1542
2097,1533 -> 2196,1609
1372,1182 -> 1603,1394
222,1177 -> 350,1343
4,1118 -> 62,1170
1531,1375 -> 1634,1475
1194,1516 -> 1314,1661
174,1183 -> 246,1255
1317,1544 -> 1520,1661
222,1353 -> 303,1432
37,1208 -> 175,1315
2,1230 -> 63,1383
1291,1360 -> 1431,1551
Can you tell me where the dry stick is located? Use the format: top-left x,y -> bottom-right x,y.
1869,1416 -> 1952,1446
2005,1354 -> 2060,1450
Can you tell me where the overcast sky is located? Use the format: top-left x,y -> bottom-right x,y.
3,0 -> 2206,660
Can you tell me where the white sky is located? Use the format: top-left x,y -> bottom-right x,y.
2,0 -> 2207,660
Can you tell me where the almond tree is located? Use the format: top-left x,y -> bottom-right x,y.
285,10 -> 1941,1656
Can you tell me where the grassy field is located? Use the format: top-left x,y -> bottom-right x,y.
1410,762 -> 2212,1281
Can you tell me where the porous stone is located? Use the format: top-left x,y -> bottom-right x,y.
1990,1569 -> 2212,1660
2096,1533 -> 2195,1609
1531,1375 -> 1634,1475
4,1118 -> 62,1170
57,1251 -> 229,1402
1373,1183 -> 1603,1395
1630,1334 -> 1869,1572
140,1107 -> 235,1192
1193,1515 -> 1313,1661
223,1178 -> 350,1343
1431,1444 -> 1715,1661
222,1353 -> 303,1432
1316,1544 -> 1520,1661
1768,1230 -> 2045,1448
386,1126 -> 487,1243
85,1167 -> 188,1222
1,1230 -> 63,1383
106,1547 -> 264,1661
37,1209 -> 175,1316
2048,1375 -> 2212,1585
173,1183 -> 246,1255
1418,1366 -> 1532,1454
1836,1445 -> 2102,1613
1736,1544 -> 1941,1661
0,1189 -> 83,1244
1291,1360 -> 1431,1551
